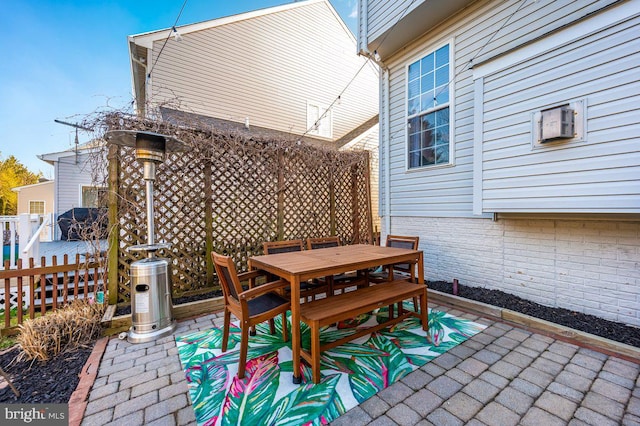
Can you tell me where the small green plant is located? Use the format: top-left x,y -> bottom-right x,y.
0,335 -> 16,350
0,307 -> 42,329
17,300 -> 105,361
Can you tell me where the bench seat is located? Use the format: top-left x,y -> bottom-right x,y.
299,280 -> 428,383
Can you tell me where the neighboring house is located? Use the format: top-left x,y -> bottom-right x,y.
12,180 -> 55,241
127,0 -> 380,226
13,180 -> 54,217
358,0 -> 640,326
38,142 -> 107,239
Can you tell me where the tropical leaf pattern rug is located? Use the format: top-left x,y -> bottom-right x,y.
176,304 -> 486,426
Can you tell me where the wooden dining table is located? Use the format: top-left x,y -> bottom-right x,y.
248,243 -> 424,384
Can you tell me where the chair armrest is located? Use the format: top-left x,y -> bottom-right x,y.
239,279 -> 290,300
237,269 -> 266,281
237,269 -> 271,288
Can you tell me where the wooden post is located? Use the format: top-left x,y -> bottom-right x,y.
107,144 -> 120,305
277,150 -> 285,240
3,268 -> 9,328
350,164 -> 360,243
204,160 -> 214,285
329,173 -> 336,236
363,153 -> 374,244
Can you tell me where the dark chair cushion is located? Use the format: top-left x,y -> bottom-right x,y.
247,292 -> 289,316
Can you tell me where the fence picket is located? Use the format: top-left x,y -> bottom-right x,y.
29,258 -> 35,320
0,252 -> 106,330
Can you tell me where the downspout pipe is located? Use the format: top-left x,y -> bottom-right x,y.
382,67 -> 391,237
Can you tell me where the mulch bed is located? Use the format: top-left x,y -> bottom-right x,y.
428,280 -> 640,348
0,346 -> 94,403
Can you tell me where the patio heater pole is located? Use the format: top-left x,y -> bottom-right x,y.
106,130 -> 187,344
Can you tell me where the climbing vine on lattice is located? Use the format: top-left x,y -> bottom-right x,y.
98,114 -> 372,302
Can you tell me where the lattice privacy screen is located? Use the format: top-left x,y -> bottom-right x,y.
107,119 -> 373,302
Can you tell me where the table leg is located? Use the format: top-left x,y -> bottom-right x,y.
291,276 -> 302,384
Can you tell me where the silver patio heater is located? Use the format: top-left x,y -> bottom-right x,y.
106,130 -> 187,344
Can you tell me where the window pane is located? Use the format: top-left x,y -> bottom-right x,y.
408,61 -> 420,81
409,151 -> 421,168
435,45 -> 449,68
437,125 -> 450,145
408,78 -> 420,99
408,98 -> 420,116
420,53 -> 434,72
422,131 -> 434,149
421,112 -> 435,131
421,93 -> 434,112
408,117 -> 421,133
421,72 -> 434,94
435,88 -> 449,106
409,133 -> 420,151
435,108 -> 449,126
82,187 -> 107,208
435,65 -> 448,87
421,148 -> 435,166
436,145 -> 449,164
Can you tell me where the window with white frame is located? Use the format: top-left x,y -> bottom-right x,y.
407,44 -> 451,169
81,186 -> 107,208
29,200 -> 45,215
307,101 -> 332,138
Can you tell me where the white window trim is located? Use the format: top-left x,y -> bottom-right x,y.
404,39 -> 455,172
306,101 -> 333,139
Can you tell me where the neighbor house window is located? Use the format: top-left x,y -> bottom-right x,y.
407,44 -> 451,169
307,101 -> 332,138
29,201 -> 45,215
81,186 -> 107,208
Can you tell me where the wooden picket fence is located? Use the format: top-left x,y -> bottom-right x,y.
0,254 -> 106,331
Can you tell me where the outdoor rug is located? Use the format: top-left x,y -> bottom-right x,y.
176,304 -> 486,426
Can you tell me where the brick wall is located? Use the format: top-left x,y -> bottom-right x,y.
387,217 -> 640,327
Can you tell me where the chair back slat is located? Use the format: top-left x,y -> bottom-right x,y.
307,236 -> 340,250
263,239 -> 304,254
212,252 -> 243,303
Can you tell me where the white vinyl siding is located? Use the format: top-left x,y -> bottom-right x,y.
366,0 -> 420,44
146,0 -> 378,142
54,152 -> 95,217
379,0 -> 634,218
478,12 -> 640,213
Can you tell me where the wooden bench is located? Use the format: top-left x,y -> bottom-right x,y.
299,280 -> 429,384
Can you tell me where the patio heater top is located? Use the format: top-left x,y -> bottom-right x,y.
105,130 -> 187,253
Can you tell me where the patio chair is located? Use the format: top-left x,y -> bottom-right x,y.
306,236 -> 369,295
212,251 -> 291,379
262,240 -> 329,302
369,235 -> 420,283
369,235 -> 420,314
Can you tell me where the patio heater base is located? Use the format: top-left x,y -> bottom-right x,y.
127,321 -> 176,344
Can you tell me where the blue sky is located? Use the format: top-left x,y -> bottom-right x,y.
0,0 -> 358,177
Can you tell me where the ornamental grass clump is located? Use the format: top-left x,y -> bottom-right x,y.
17,300 -> 104,361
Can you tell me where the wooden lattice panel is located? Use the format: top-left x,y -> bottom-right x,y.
108,117 -> 372,302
